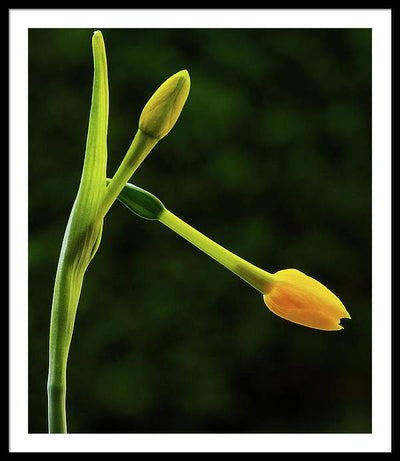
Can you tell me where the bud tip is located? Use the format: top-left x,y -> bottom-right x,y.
139,69 -> 191,139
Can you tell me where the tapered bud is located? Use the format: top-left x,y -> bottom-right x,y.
263,269 -> 351,331
139,70 -> 190,140
109,180 -> 165,220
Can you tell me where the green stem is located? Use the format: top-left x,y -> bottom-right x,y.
47,261 -> 84,433
158,209 -> 273,293
101,129 -> 158,218
47,383 -> 67,433
47,30 -> 109,433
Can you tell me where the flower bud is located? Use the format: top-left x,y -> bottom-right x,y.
263,269 -> 351,331
139,70 -> 190,140
109,179 -> 165,220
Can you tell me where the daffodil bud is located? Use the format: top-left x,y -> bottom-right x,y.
263,269 -> 351,331
139,70 -> 190,140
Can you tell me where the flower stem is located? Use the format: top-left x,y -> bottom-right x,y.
47,30 -> 109,433
158,209 -> 273,293
47,383 -> 67,433
47,260 -> 85,433
101,129 -> 158,218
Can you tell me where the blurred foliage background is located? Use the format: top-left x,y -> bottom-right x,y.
29,28 -> 371,433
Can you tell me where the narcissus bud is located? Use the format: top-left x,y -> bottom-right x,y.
263,269 -> 351,331
139,70 -> 191,140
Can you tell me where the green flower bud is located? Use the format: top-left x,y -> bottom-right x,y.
139,70 -> 190,139
107,179 -> 165,220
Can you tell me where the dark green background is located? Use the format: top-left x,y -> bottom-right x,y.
29,28 -> 371,433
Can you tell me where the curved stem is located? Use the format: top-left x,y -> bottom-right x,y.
158,209 -> 273,293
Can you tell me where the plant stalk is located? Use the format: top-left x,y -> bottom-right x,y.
101,129 -> 158,218
158,209 -> 273,293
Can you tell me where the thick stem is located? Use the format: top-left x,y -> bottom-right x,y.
158,209 -> 274,293
47,261 -> 84,433
47,382 -> 67,433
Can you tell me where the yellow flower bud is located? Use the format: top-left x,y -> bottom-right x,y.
263,269 -> 351,331
139,69 -> 190,140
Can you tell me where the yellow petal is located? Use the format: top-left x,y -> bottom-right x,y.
263,269 -> 350,331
